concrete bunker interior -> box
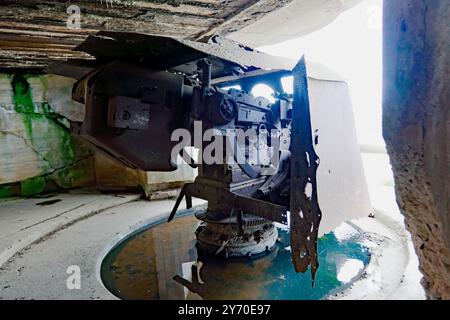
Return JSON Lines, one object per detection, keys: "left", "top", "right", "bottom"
{"left": 0, "top": 0, "right": 448, "bottom": 301}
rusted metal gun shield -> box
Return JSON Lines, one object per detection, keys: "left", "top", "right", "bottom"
{"left": 65, "top": 32, "right": 292, "bottom": 80}
{"left": 72, "top": 61, "right": 185, "bottom": 171}
{"left": 289, "top": 56, "right": 322, "bottom": 285}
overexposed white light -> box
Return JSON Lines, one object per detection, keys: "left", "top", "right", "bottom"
{"left": 251, "top": 83, "right": 276, "bottom": 103}
{"left": 333, "top": 222, "right": 359, "bottom": 242}
{"left": 337, "top": 259, "right": 365, "bottom": 283}
{"left": 281, "top": 76, "right": 293, "bottom": 94}
{"left": 258, "top": 0, "right": 383, "bottom": 147}
{"left": 221, "top": 84, "right": 242, "bottom": 91}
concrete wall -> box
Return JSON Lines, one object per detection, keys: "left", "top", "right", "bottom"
{"left": 383, "top": 0, "right": 450, "bottom": 299}
{"left": 0, "top": 73, "right": 95, "bottom": 197}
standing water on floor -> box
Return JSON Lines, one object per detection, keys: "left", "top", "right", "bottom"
{"left": 101, "top": 209, "right": 370, "bottom": 300}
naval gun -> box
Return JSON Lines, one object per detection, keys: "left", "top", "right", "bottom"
{"left": 64, "top": 32, "right": 322, "bottom": 284}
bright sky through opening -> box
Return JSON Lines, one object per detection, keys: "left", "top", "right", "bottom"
{"left": 258, "top": 0, "right": 383, "bottom": 147}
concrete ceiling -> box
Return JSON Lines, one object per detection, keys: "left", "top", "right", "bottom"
{"left": 0, "top": 0, "right": 361, "bottom": 70}
{"left": 229, "top": 0, "right": 361, "bottom": 46}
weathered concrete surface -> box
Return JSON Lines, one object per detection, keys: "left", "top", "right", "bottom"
{"left": 95, "top": 152, "right": 197, "bottom": 197}
{"left": 339, "top": 151, "right": 425, "bottom": 299}
{"left": 0, "top": 190, "right": 140, "bottom": 268}
{"left": 94, "top": 153, "right": 149, "bottom": 192}
{"left": 383, "top": 0, "right": 450, "bottom": 299}
{"left": 0, "top": 73, "right": 95, "bottom": 196}
{"left": 0, "top": 196, "right": 204, "bottom": 300}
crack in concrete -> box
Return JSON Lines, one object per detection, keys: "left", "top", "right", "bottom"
{"left": 0, "top": 130, "right": 93, "bottom": 176}
{"left": 18, "top": 202, "right": 91, "bottom": 232}
{"left": 0, "top": 130, "right": 53, "bottom": 169}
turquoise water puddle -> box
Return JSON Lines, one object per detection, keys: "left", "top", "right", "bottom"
{"left": 101, "top": 208, "right": 370, "bottom": 300}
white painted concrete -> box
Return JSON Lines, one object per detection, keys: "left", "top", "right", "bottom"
{"left": 0, "top": 196, "right": 204, "bottom": 300}
{"left": 229, "top": 0, "right": 361, "bottom": 47}
{"left": 0, "top": 190, "right": 140, "bottom": 268}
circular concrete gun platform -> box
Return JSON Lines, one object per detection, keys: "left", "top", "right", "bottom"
{"left": 0, "top": 191, "right": 424, "bottom": 300}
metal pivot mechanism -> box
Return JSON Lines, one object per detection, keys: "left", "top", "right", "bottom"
{"left": 66, "top": 32, "right": 322, "bottom": 283}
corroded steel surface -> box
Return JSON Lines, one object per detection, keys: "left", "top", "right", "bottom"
{"left": 290, "top": 56, "right": 322, "bottom": 285}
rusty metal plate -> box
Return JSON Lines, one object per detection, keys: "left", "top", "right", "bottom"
{"left": 63, "top": 31, "right": 293, "bottom": 80}
{"left": 289, "top": 56, "right": 322, "bottom": 286}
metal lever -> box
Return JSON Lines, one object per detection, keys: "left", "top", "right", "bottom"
{"left": 168, "top": 184, "right": 192, "bottom": 222}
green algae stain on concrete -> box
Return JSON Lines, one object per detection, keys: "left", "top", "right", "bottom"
{"left": 23, "top": 113, "right": 79, "bottom": 169}
{"left": 0, "top": 185, "right": 13, "bottom": 198}
{"left": 20, "top": 176, "right": 46, "bottom": 196}
{"left": 11, "top": 74, "right": 37, "bottom": 148}
{"left": 53, "top": 158, "right": 95, "bottom": 189}
{"left": 11, "top": 74, "right": 35, "bottom": 114}
{"left": 11, "top": 74, "right": 86, "bottom": 165}
{"left": 2, "top": 73, "right": 94, "bottom": 197}
{"left": 12, "top": 76, "right": 65, "bottom": 162}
